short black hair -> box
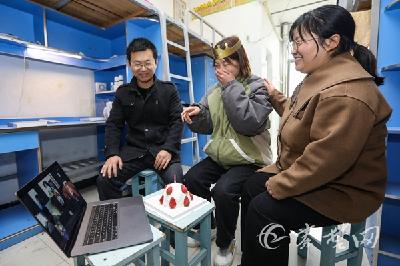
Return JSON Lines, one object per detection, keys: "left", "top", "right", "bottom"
{"left": 126, "top": 38, "right": 157, "bottom": 63}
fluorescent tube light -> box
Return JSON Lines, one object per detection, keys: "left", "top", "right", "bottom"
{"left": 26, "top": 44, "right": 82, "bottom": 59}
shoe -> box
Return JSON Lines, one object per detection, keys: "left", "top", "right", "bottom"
{"left": 214, "top": 239, "right": 236, "bottom": 266}
{"left": 187, "top": 228, "right": 217, "bottom": 248}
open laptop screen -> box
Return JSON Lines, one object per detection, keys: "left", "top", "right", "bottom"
{"left": 17, "top": 162, "right": 86, "bottom": 253}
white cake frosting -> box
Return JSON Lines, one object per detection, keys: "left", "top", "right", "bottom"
{"left": 159, "top": 183, "right": 193, "bottom": 209}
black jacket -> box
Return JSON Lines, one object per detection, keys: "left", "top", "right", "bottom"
{"left": 104, "top": 76, "right": 183, "bottom": 162}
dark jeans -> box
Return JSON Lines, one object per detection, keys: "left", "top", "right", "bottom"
{"left": 241, "top": 172, "right": 339, "bottom": 266}
{"left": 97, "top": 152, "right": 183, "bottom": 200}
{"left": 185, "top": 157, "right": 258, "bottom": 249}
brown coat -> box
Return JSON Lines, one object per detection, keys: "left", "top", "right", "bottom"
{"left": 261, "top": 53, "right": 392, "bottom": 223}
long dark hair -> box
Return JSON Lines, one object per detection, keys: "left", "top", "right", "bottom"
{"left": 214, "top": 36, "right": 251, "bottom": 79}
{"left": 290, "top": 5, "right": 383, "bottom": 85}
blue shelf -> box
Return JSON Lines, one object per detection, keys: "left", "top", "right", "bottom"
{"left": 0, "top": 117, "right": 105, "bottom": 133}
{"left": 0, "top": 131, "right": 39, "bottom": 153}
{"left": 379, "top": 234, "right": 400, "bottom": 257}
{"left": 98, "top": 55, "right": 126, "bottom": 70}
{"left": 388, "top": 127, "right": 400, "bottom": 134}
{"left": 387, "top": 134, "right": 400, "bottom": 183}
{"left": 386, "top": 182, "right": 400, "bottom": 199}
{"left": 0, "top": 37, "right": 126, "bottom": 70}
{"left": 0, "top": 204, "right": 42, "bottom": 250}
{"left": 385, "top": 0, "right": 400, "bottom": 11}
{"left": 382, "top": 63, "right": 400, "bottom": 72}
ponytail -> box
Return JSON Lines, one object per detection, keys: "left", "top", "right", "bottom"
{"left": 352, "top": 42, "right": 384, "bottom": 86}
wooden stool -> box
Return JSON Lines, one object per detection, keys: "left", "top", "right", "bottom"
{"left": 131, "top": 169, "right": 163, "bottom": 196}
{"left": 297, "top": 221, "right": 366, "bottom": 266}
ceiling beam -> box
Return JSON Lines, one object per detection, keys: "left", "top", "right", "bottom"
{"left": 54, "top": 0, "right": 71, "bottom": 10}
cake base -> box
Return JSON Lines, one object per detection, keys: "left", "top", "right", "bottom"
{"left": 144, "top": 191, "right": 208, "bottom": 222}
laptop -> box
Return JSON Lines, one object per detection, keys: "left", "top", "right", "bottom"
{"left": 16, "top": 161, "right": 153, "bottom": 257}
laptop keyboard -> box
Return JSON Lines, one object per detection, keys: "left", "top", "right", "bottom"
{"left": 83, "top": 203, "right": 118, "bottom": 246}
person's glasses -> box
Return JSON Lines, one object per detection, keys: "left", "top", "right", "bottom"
{"left": 132, "top": 60, "right": 154, "bottom": 70}
{"left": 289, "top": 37, "right": 318, "bottom": 51}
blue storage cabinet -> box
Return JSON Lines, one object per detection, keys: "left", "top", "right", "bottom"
{"left": 192, "top": 55, "right": 217, "bottom": 159}
{"left": 126, "top": 18, "right": 164, "bottom": 80}
{"left": 168, "top": 54, "right": 192, "bottom": 165}
{"left": 0, "top": 0, "right": 44, "bottom": 44}
{"left": 376, "top": 0, "right": 400, "bottom": 264}
{"left": 0, "top": 132, "right": 42, "bottom": 250}
{"left": 168, "top": 54, "right": 217, "bottom": 164}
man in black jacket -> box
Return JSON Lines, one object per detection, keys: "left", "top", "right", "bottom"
{"left": 97, "top": 38, "right": 184, "bottom": 200}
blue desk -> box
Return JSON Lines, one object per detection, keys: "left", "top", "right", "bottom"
{"left": 75, "top": 225, "right": 164, "bottom": 266}
{"left": 0, "top": 118, "right": 106, "bottom": 249}
{"left": 0, "top": 131, "right": 42, "bottom": 250}
{"left": 144, "top": 190, "right": 215, "bottom": 266}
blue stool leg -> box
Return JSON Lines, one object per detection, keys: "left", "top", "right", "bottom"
{"left": 348, "top": 222, "right": 366, "bottom": 266}
{"left": 199, "top": 214, "right": 212, "bottom": 266}
{"left": 320, "top": 226, "right": 337, "bottom": 266}
{"left": 145, "top": 172, "right": 159, "bottom": 195}
{"left": 175, "top": 231, "right": 189, "bottom": 266}
{"left": 147, "top": 245, "right": 161, "bottom": 266}
{"left": 131, "top": 175, "right": 140, "bottom": 196}
{"left": 161, "top": 227, "right": 171, "bottom": 266}
{"left": 139, "top": 255, "right": 146, "bottom": 264}
{"left": 144, "top": 174, "right": 154, "bottom": 195}
{"left": 157, "top": 176, "right": 164, "bottom": 190}
{"left": 74, "top": 256, "right": 85, "bottom": 266}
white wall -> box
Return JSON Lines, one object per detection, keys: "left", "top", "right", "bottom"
{"left": 268, "top": 0, "right": 337, "bottom": 27}
{"left": 190, "top": 1, "right": 281, "bottom": 81}
{"left": 146, "top": 0, "right": 174, "bottom": 17}
{"left": 191, "top": 1, "right": 281, "bottom": 160}
{"left": 0, "top": 55, "right": 94, "bottom": 118}
{"left": 188, "top": 0, "right": 205, "bottom": 10}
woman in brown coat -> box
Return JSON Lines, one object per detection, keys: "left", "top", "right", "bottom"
{"left": 240, "top": 5, "right": 392, "bottom": 266}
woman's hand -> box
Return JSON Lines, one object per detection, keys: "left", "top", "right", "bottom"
{"left": 265, "top": 179, "right": 278, "bottom": 199}
{"left": 181, "top": 106, "right": 201, "bottom": 124}
{"left": 263, "top": 79, "right": 277, "bottom": 95}
{"left": 216, "top": 68, "right": 235, "bottom": 86}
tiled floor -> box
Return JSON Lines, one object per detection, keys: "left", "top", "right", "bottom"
{"left": 0, "top": 185, "right": 371, "bottom": 266}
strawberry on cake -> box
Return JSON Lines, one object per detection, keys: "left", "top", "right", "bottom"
{"left": 159, "top": 183, "right": 194, "bottom": 209}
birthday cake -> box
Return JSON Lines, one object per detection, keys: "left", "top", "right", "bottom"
{"left": 144, "top": 183, "right": 209, "bottom": 221}
{"left": 159, "top": 183, "right": 193, "bottom": 209}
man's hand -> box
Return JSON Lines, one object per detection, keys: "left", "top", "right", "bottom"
{"left": 101, "top": 155, "right": 123, "bottom": 178}
{"left": 154, "top": 150, "right": 172, "bottom": 170}
{"left": 181, "top": 106, "right": 201, "bottom": 124}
